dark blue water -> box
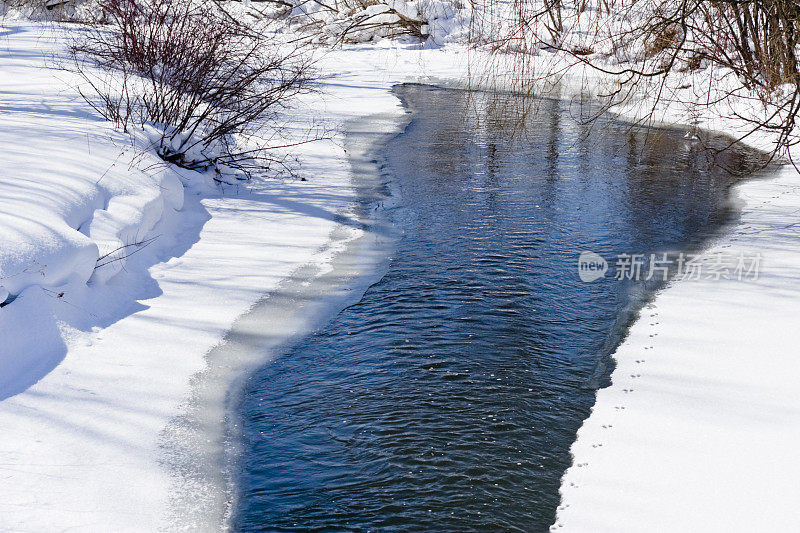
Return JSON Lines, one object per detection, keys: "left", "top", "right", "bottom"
{"left": 233, "top": 85, "right": 764, "bottom": 532}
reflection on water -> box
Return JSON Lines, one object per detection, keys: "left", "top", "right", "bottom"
{"left": 233, "top": 85, "right": 766, "bottom": 532}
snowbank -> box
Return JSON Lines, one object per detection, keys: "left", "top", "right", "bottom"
{"left": 0, "top": 24, "right": 185, "bottom": 397}
{"left": 554, "top": 163, "right": 800, "bottom": 531}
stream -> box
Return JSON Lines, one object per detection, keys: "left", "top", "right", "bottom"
{"left": 232, "top": 84, "right": 766, "bottom": 532}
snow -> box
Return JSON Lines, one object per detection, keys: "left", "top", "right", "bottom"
{"left": 0, "top": 24, "right": 184, "bottom": 395}
{"left": 1, "top": 3, "right": 800, "bottom": 531}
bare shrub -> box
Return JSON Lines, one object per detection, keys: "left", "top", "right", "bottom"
{"left": 474, "top": 0, "right": 800, "bottom": 161}
{"left": 70, "top": 0, "right": 314, "bottom": 179}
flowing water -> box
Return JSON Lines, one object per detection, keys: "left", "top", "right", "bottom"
{"left": 233, "top": 85, "right": 766, "bottom": 532}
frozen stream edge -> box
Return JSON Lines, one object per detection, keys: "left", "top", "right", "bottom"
{"left": 160, "top": 112, "right": 409, "bottom": 530}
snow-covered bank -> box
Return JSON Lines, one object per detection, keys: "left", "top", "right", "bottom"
{"left": 0, "top": 23, "right": 465, "bottom": 531}
{"left": 554, "top": 162, "right": 800, "bottom": 531}
{"left": 0, "top": 24, "right": 185, "bottom": 398}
